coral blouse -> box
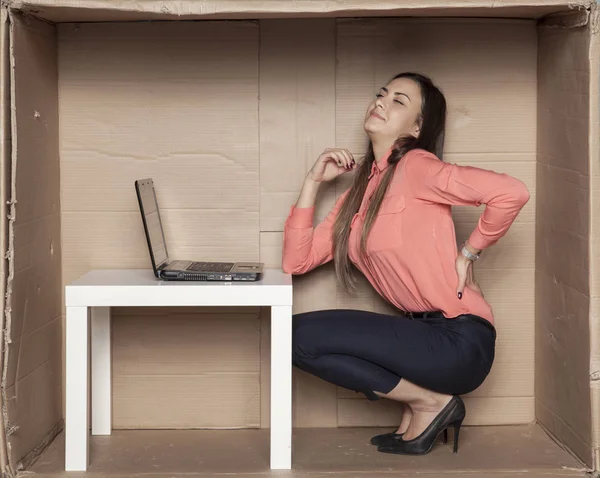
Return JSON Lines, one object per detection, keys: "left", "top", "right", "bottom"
{"left": 282, "top": 147, "right": 530, "bottom": 325}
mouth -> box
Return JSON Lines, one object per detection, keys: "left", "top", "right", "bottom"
{"left": 369, "top": 111, "right": 385, "bottom": 121}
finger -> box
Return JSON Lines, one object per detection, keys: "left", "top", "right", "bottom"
{"left": 327, "top": 152, "right": 343, "bottom": 168}
{"left": 332, "top": 152, "right": 346, "bottom": 169}
{"left": 456, "top": 271, "right": 467, "bottom": 300}
{"left": 335, "top": 152, "right": 350, "bottom": 170}
{"left": 342, "top": 149, "right": 355, "bottom": 168}
{"left": 338, "top": 150, "right": 350, "bottom": 166}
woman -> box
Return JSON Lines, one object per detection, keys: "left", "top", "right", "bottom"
{"left": 282, "top": 72, "right": 529, "bottom": 456}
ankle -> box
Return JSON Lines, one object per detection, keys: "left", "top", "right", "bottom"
{"left": 410, "top": 393, "right": 451, "bottom": 412}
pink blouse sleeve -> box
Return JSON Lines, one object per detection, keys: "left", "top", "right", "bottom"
{"left": 404, "top": 149, "right": 530, "bottom": 250}
{"left": 282, "top": 189, "right": 349, "bottom": 274}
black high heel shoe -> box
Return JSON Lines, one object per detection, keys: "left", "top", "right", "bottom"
{"left": 377, "top": 395, "right": 465, "bottom": 455}
{"left": 370, "top": 428, "right": 448, "bottom": 447}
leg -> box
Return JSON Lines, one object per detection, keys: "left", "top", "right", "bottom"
{"left": 91, "top": 307, "right": 111, "bottom": 436}
{"left": 270, "top": 305, "right": 292, "bottom": 469}
{"left": 376, "top": 379, "right": 452, "bottom": 440}
{"left": 397, "top": 402, "right": 413, "bottom": 434}
{"left": 293, "top": 310, "right": 470, "bottom": 451}
{"left": 293, "top": 309, "right": 473, "bottom": 397}
{"left": 65, "top": 306, "right": 89, "bottom": 471}
{"left": 293, "top": 309, "right": 430, "bottom": 399}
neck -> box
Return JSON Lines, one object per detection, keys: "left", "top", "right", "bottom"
{"left": 372, "top": 139, "right": 395, "bottom": 163}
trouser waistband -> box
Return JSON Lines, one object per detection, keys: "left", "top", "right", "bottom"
{"left": 407, "top": 311, "right": 496, "bottom": 336}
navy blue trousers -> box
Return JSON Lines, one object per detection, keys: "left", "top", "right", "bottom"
{"left": 292, "top": 309, "right": 496, "bottom": 400}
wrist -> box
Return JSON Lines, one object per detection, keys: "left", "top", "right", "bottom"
{"left": 464, "top": 241, "right": 482, "bottom": 256}
{"left": 305, "top": 170, "right": 323, "bottom": 184}
{"left": 461, "top": 241, "right": 481, "bottom": 261}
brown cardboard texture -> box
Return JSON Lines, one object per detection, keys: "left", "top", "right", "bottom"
{"left": 0, "top": 0, "right": 599, "bottom": 476}
{"left": 589, "top": 7, "right": 600, "bottom": 468}
{"left": 5, "top": 0, "right": 596, "bottom": 22}
{"left": 26, "top": 426, "right": 589, "bottom": 477}
{"left": 3, "top": 10, "right": 62, "bottom": 476}
{"left": 0, "top": 6, "right": 12, "bottom": 476}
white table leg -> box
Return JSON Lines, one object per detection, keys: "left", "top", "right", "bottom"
{"left": 270, "top": 305, "right": 292, "bottom": 469}
{"left": 65, "top": 306, "right": 89, "bottom": 471}
{"left": 91, "top": 307, "right": 111, "bottom": 435}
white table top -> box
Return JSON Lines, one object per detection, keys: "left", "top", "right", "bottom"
{"left": 68, "top": 268, "right": 292, "bottom": 287}
{"left": 65, "top": 269, "right": 293, "bottom": 307}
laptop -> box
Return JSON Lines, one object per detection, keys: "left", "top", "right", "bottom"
{"left": 135, "top": 178, "right": 264, "bottom": 281}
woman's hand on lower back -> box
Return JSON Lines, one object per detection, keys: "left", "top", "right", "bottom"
{"left": 455, "top": 254, "right": 484, "bottom": 299}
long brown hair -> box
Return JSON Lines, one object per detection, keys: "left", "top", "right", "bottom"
{"left": 332, "top": 72, "right": 447, "bottom": 293}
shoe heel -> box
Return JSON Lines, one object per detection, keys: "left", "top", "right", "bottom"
{"left": 443, "top": 428, "right": 448, "bottom": 444}
{"left": 452, "top": 419, "right": 464, "bottom": 453}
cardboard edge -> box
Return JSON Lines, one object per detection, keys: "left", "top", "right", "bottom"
{"left": 0, "top": 8, "right": 17, "bottom": 478}
{"left": 540, "top": 7, "right": 591, "bottom": 28}
{"left": 4, "top": 0, "right": 597, "bottom": 22}
{"left": 13, "top": 420, "right": 62, "bottom": 473}
{"left": 536, "top": 398, "right": 593, "bottom": 471}
{"left": 588, "top": 5, "right": 600, "bottom": 472}
{"left": 0, "top": 6, "right": 12, "bottom": 477}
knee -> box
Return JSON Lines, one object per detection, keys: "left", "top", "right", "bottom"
{"left": 292, "top": 318, "right": 319, "bottom": 364}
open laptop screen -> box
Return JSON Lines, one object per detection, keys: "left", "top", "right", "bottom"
{"left": 135, "top": 179, "right": 168, "bottom": 269}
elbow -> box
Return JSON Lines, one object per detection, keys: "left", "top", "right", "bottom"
{"left": 282, "top": 253, "right": 306, "bottom": 275}
{"left": 500, "top": 175, "right": 530, "bottom": 209}
{"left": 281, "top": 259, "right": 295, "bottom": 275}
{"left": 512, "top": 179, "right": 531, "bottom": 208}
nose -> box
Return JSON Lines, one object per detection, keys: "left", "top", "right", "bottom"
{"left": 375, "top": 96, "right": 384, "bottom": 110}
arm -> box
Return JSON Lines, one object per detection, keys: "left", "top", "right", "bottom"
{"left": 404, "top": 149, "right": 530, "bottom": 251}
{"left": 282, "top": 186, "right": 350, "bottom": 275}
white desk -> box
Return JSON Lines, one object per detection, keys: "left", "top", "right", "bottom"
{"left": 64, "top": 269, "right": 293, "bottom": 471}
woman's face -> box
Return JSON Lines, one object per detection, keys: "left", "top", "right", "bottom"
{"left": 364, "top": 77, "right": 423, "bottom": 143}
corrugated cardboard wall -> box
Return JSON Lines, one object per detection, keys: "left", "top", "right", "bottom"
{"left": 535, "top": 21, "right": 592, "bottom": 465}
{"left": 59, "top": 18, "right": 537, "bottom": 429}
{"left": 58, "top": 21, "right": 262, "bottom": 429}
{"left": 590, "top": 8, "right": 600, "bottom": 469}
{"left": 7, "top": 13, "right": 63, "bottom": 466}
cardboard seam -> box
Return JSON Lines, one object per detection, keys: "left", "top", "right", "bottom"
{"left": 540, "top": 6, "right": 591, "bottom": 27}
{"left": 13, "top": 419, "right": 61, "bottom": 473}
{"left": 536, "top": 403, "right": 593, "bottom": 472}
{"left": 1, "top": 2, "right": 51, "bottom": 27}
{"left": 536, "top": 388, "right": 593, "bottom": 463}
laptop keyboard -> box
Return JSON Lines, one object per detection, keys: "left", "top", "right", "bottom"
{"left": 187, "top": 262, "right": 234, "bottom": 272}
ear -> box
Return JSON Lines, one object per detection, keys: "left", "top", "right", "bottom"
{"left": 411, "top": 121, "right": 421, "bottom": 138}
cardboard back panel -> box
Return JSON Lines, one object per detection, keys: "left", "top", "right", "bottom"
{"left": 6, "top": 13, "right": 62, "bottom": 467}
{"left": 58, "top": 21, "right": 262, "bottom": 429}
{"left": 535, "top": 20, "right": 592, "bottom": 466}
{"left": 258, "top": 18, "right": 340, "bottom": 427}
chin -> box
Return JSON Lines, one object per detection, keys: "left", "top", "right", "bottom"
{"left": 364, "top": 124, "right": 385, "bottom": 137}
{"left": 363, "top": 119, "right": 379, "bottom": 134}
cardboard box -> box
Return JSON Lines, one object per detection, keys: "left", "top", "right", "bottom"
{"left": 0, "top": 0, "right": 599, "bottom": 475}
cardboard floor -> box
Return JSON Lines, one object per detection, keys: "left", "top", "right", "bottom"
{"left": 25, "top": 425, "right": 588, "bottom": 477}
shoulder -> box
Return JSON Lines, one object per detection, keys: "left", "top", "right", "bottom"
{"left": 401, "top": 148, "right": 447, "bottom": 179}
